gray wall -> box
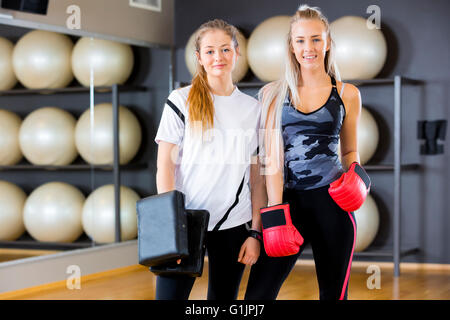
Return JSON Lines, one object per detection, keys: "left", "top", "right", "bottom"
{"left": 174, "top": 0, "right": 450, "bottom": 264}
{"left": 0, "top": 0, "right": 174, "bottom": 48}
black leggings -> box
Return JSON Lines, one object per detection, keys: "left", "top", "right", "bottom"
{"left": 155, "top": 222, "right": 249, "bottom": 300}
{"left": 245, "top": 185, "right": 356, "bottom": 300}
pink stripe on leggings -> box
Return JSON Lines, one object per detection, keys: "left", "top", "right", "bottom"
{"left": 340, "top": 212, "right": 356, "bottom": 300}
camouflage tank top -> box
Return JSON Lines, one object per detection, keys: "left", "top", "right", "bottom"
{"left": 282, "top": 77, "right": 346, "bottom": 191}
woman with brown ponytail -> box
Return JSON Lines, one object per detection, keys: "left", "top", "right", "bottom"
{"left": 154, "top": 19, "right": 266, "bottom": 300}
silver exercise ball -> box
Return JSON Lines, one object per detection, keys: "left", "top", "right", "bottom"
{"left": 23, "top": 182, "right": 85, "bottom": 242}
{"left": 72, "top": 37, "right": 134, "bottom": 87}
{"left": 0, "top": 180, "right": 26, "bottom": 241}
{"left": 330, "top": 16, "right": 387, "bottom": 80}
{"left": 247, "top": 16, "right": 291, "bottom": 82}
{"left": 82, "top": 184, "right": 140, "bottom": 243}
{"left": 185, "top": 29, "right": 249, "bottom": 83}
{"left": 0, "top": 37, "right": 17, "bottom": 90}
{"left": 12, "top": 30, "right": 73, "bottom": 89}
{"left": 19, "top": 107, "right": 78, "bottom": 165}
{"left": 358, "top": 107, "right": 379, "bottom": 165}
{"left": 338, "top": 106, "right": 379, "bottom": 165}
{"left": 354, "top": 194, "right": 380, "bottom": 252}
{"left": 75, "top": 103, "right": 142, "bottom": 165}
{"left": 0, "top": 109, "right": 22, "bottom": 165}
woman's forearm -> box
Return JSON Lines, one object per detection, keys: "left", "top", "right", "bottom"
{"left": 156, "top": 142, "right": 178, "bottom": 194}
{"left": 250, "top": 163, "right": 267, "bottom": 232}
{"left": 341, "top": 151, "right": 360, "bottom": 171}
{"left": 265, "top": 168, "right": 284, "bottom": 206}
{"left": 156, "top": 166, "right": 175, "bottom": 194}
{"left": 264, "top": 130, "right": 284, "bottom": 206}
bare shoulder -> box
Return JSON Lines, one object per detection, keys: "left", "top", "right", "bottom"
{"left": 337, "top": 82, "right": 359, "bottom": 100}
{"left": 338, "top": 82, "right": 361, "bottom": 115}
{"left": 345, "top": 83, "right": 360, "bottom": 98}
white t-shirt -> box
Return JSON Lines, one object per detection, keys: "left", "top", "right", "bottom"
{"left": 155, "top": 85, "right": 261, "bottom": 231}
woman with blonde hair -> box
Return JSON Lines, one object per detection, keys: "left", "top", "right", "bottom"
{"left": 155, "top": 19, "right": 266, "bottom": 300}
{"left": 245, "top": 5, "right": 364, "bottom": 300}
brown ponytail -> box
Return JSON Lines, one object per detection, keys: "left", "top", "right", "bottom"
{"left": 187, "top": 19, "right": 239, "bottom": 132}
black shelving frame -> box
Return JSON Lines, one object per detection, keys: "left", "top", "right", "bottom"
{"left": 0, "top": 84, "right": 148, "bottom": 251}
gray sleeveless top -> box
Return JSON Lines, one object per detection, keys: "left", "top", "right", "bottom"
{"left": 281, "top": 77, "right": 346, "bottom": 191}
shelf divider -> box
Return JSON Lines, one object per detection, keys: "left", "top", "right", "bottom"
{"left": 0, "top": 85, "right": 147, "bottom": 96}
{"left": 0, "top": 163, "right": 148, "bottom": 171}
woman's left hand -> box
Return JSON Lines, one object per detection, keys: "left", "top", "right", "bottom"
{"left": 237, "top": 237, "right": 261, "bottom": 265}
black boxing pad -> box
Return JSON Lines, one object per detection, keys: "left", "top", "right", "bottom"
{"left": 136, "top": 190, "right": 189, "bottom": 267}
{"left": 150, "top": 209, "right": 209, "bottom": 277}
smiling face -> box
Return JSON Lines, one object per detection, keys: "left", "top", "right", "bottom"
{"left": 196, "top": 29, "right": 238, "bottom": 79}
{"left": 290, "top": 19, "right": 330, "bottom": 72}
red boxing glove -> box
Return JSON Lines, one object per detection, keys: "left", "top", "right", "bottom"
{"left": 260, "top": 203, "right": 303, "bottom": 257}
{"left": 328, "top": 162, "right": 371, "bottom": 212}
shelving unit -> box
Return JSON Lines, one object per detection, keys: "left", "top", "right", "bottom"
{"left": 0, "top": 84, "right": 148, "bottom": 251}
{"left": 200, "top": 75, "right": 422, "bottom": 276}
